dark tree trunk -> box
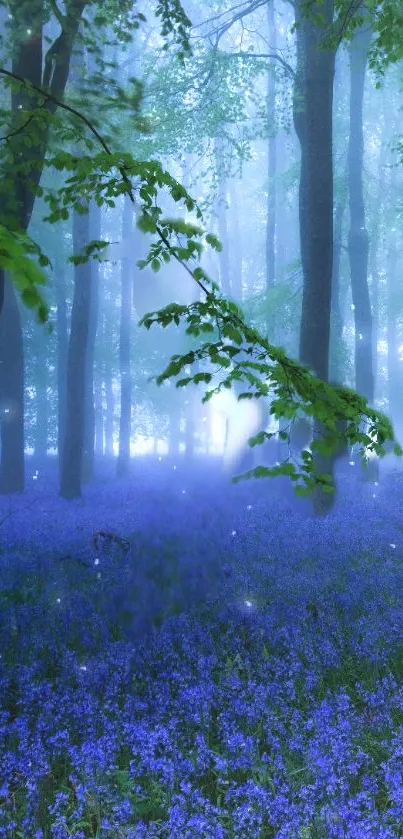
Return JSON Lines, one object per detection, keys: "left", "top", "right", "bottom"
{"left": 293, "top": 0, "right": 336, "bottom": 513}
{"left": 0, "top": 278, "right": 24, "bottom": 493}
{"left": 59, "top": 207, "right": 91, "bottom": 499}
{"left": 0, "top": 0, "right": 86, "bottom": 493}
{"left": 294, "top": 0, "right": 335, "bottom": 380}
{"left": 348, "top": 23, "right": 373, "bottom": 404}
{"left": 82, "top": 202, "right": 101, "bottom": 482}
{"left": 117, "top": 195, "right": 133, "bottom": 477}
{"left": 55, "top": 248, "right": 68, "bottom": 468}
{"left": 369, "top": 97, "right": 387, "bottom": 402}
{"left": 386, "top": 226, "right": 403, "bottom": 437}
{"left": 33, "top": 327, "right": 48, "bottom": 463}
{"left": 329, "top": 165, "right": 348, "bottom": 384}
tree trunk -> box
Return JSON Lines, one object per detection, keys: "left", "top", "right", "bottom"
{"left": 370, "top": 98, "right": 388, "bottom": 402}
{"left": 266, "top": 0, "right": 277, "bottom": 306}
{"left": 0, "top": 277, "right": 24, "bottom": 493}
{"left": 329, "top": 165, "right": 348, "bottom": 384}
{"left": 348, "top": 23, "right": 373, "bottom": 404}
{"left": 104, "top": 371, "right": 114, "bottom": 457}
{"left": 33, "top": 327, "right": 48, "bottom": 463}
{"left": 293, "top": 0, "right": 336, "bottom": 513}
{"left": 55, "top": 246, "right": 68, "bottom": 470}
{"left": 94, "top": 370, "right": 104, "bottom": 458}
{"left": 214, "top": 139, "right": 231, "bottom": 296}
{"left": 386, "top": 226, "right": 403, "bottom": 438}
{"left": 117, "top": 195, "right": 133, "bottom": 477}
{"left": 82, "top": 203, "right": 101, "bottom": 482}
{"left": 59, "top": 207, "right": 91, "bottom": 499}
{"left": 0, "top": 1, "right": 86, "bottom": 493}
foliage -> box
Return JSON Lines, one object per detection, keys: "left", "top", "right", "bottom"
{"left": 0, "top": 223, "right": 51, "bottom": 327}
{"left": 140, "top": 286, "right": 402, "bottom": 496}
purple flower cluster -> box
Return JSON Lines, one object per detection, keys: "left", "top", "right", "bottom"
{"left": 0, "top": 456, "right": 403, "bottom": 836}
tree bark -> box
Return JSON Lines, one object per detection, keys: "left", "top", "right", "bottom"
{"left": 82, "top": 202, "right": 101, "bottom": 482}
{"left": 94, "top": 369, "right": 104, "bottom": 458}
{"left": 348, "top": 23, "right": 373, "bottom": 403}
{"left": 104, "top": 370, "right": 114, "bottom": 457}
{"left": 266, "top": 0, "right": 277, "bottom": 308}
{"left": 117, "top": 195, "right": 133, "bottom": 477}
{"left": 55, "top": 245, "right": 68, "bottom": 471}
{"left": 33, "top": 327, "right": 48, "bottom": 463}
{"left": 293, "top": 0, "right": 336, "bottom": 512}
{"left": 59, "top": 206, "right": 91, "bottom": 499}
{"left": 0, "top": 0, "right": 87, "bottom": 493}
{"left": 0, "top": 277, "right": 24, "bottom": 493}
{"left": 329, "top": 164, "right": 348, "bottom": 384}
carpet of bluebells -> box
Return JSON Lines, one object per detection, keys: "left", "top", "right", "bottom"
{"left": 2, "top": 454, "right": 403, "bottom": 838}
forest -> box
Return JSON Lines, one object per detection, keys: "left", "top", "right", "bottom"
{"left": 1, "top": 0, "right": 403, "bottom": 836}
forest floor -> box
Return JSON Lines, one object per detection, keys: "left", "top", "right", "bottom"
{"left": 1, "top": 454, "right": 403, "bottom": 837}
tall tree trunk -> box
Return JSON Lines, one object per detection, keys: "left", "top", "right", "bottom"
{"left": 266, "top": 0, "right": 277, "bottom": 304}
{"left": 94, "top": 370, "right": 104, "bottom": 458}
{"left": 0, "top": 1, "right": 86, "bottom": 493}
{"left": 59, "top": 207, "right": 91, "bottom": 499}
{"left": 82, "top": 202, "right": 101, "bottom": 482}
{"left": 295, "top": 0, "right": 335, "bottom": 379}
{"left": 104, "top": 370, "right": 114, "bottom": 457}
{"left": 348, "top": 23, "right": 373, "bottom": 404}
{"left": 117, "top": 195, "right": 133, "bottom": 477}
{"left": 386, "top": 223, "right": 403, "bottom": 438}
{"left": 329, "top": 165, "right": 348, "bottom": 384}
{"left": 370, "top": 100, "right": 388, "bottom": 402}
{"left": 33, "top": 327, "right": 48, "bottom": 463}
{"left": 0, "top": 277, "right": 24, "bottom": 493}
{"left": 293, "top": 0, "right": 336, "bottom": 512}
{"left": 55, "top": 246, "right": 68, "bottom": 470}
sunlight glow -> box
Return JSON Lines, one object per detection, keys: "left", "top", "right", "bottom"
{"left": 208, "top": 388, "right": 263, "bottom": 467}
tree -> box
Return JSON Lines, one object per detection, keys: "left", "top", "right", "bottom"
{"left": 348, "top": 20, "right": 373, "bottom": 403}
{"left": 0, "top": 0, "right": 191, "bottom": 496}
{"left": 0, "top": 0, "right": 402, "bottom": 505}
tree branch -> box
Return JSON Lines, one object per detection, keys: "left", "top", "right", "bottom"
{"left": 227, "top": 51, "right": 295, "bottom": 78}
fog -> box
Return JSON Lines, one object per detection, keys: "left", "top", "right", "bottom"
{"left": 1, "top": 1, "right": 403, "bottom": 836}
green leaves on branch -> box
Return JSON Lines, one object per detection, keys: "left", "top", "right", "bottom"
{"left": 155, "top": 0, "right": 192, "bottom": 61}
{"left": 0, "top": 225, "right": 51, "bottom": 328}
{"left": 140, "top": 283, "right": 402, "bottom": 495}
{"left": 42, "top": 151, "right": 201, "bottom": 222}
{"left": 69, "top": 240, "right": 111, "bottom": 266}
